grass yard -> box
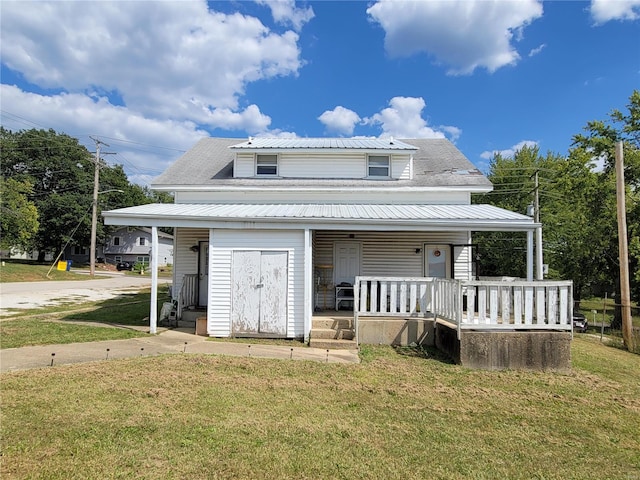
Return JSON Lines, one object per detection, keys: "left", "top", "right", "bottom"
{"left": 0, "top": 260, "right": 91, "bottom": 282}
{"left": 1, "top": 336, "right": 639, "bottom": 480}
{"left": 0, "top": 288, "right": 166, "bottom": 348}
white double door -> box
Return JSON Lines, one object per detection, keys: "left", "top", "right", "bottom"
{"left": 231, "top": 250, "right": 288, "bottom": 336}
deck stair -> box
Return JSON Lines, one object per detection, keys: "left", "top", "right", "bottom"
{"left": 309, "top": 316, "right": 358, "bottom": 350}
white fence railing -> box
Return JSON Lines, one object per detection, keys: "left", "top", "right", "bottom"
{"left": 177, "top": 274, "right": 198, "bottom": 319}
{"left": 354, "top": 277, "right": 573, "bottom": 341}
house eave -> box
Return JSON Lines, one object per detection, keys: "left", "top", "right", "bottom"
{"left": 150, "top": 184, "right": 494, "bottom": 194}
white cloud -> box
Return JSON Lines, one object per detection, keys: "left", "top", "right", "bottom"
{"left": 528, "top": 43, "right": 547, "bottom": 57}
{"left": 256, "top": 0, "right": 315, "bottom": 31}
{"left": 590, "top": 0, "right": 640, "bottom": 24}
{"left": 480, "top": 140, "right": 539, "bottom": 160}
{"left": 364, "top": 96, "right": 460, "bottom": 141}
{"left": 318, "top": 106, "right": 361, "bottom": 136}
{"left": 0, "top": 1, "right": 303, "bottom": 122}
{"left": 367, "top": 0, "right": 543, "bottom": 75}
{"left": 0, "top": 84, "right": 207, "bottom": 184}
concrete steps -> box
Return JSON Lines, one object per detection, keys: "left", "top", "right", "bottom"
{"left": 309, "top": 316, "right": 357, "bottom": 350}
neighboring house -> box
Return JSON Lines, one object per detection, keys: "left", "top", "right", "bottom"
{"left": 104, "top": 137, "right": 573, "bottom": 370}
{"left": 103, "top": 227, "right": 173, "bottom": 266}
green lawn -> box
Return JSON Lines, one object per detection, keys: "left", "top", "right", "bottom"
{"left": 1, "top": 336, "right": 639, "bottom": 480}
{"left": 0, "top": 288, "right": 169, "bottom": 348}
{"left": 0, "top": 260, "right": 91, "bottom": 282}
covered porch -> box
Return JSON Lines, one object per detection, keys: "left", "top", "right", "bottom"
{"left": 104, "top": 202, "right": 545, "bottom": 342}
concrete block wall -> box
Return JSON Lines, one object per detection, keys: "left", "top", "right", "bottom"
{"left": 435, "top": 322, "right": 572, "bottom": 371}
{"left": 358, "top": 318, "right": 435, "bottom": 346}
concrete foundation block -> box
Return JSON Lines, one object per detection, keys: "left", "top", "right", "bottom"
{"left": 358, "top": 318, "right": 434, "bottom": 346}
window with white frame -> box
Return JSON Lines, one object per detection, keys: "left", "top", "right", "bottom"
{"left": 137, "top": 256, "right": 150, "bottom": 265}
{"left": 256, "top": 154, "right": 278, "bottom": 176}
{"left": 114, "top": 256, "right": 122, "bottom": 263}
{"left": 368, "top": 155, "right": 390, "bottom": 177}
{"left": 139, "top": 237, "right": 146, "bottom": 246}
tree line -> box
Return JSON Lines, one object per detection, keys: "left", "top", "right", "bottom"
{"left": 0, "top": 127, "right": 173, "bottom": 261}
{"left": 474, "top": 90, "right": 639, "bottom": 322}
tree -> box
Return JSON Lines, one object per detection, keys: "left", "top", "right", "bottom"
{"left": 473, "top": 145, "right": 602, "bottom": 303}
{"left": 572, "top": 91, "right": 640, "bottom": 323}
{"left": 0, "top": 127, "right": 174, "bottom": 260}
{"left": 0, "top": 177, "right": 39, "bottom": 252}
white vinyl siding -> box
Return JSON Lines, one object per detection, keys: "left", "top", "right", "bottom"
{"left": 209, "top": 229, "right": 305, "bottom": 338}
{"left": 313, "top": 230, "right": 472, "bottom": 308}
{"left": 173, "top": 228, "right": 208, "bottom": 300}
{"left": 279, "top": 152, "right": 365, "bottom": 178}
{"left": 231, "top": 151, "right": 413, "bottom": 180}
{"left": 234, "top": 153, "right": 254, "bottom": 177}
{"left": 175, "top": 189, "right": 471, "bottom": 205}
{"left": 392, "top": 154, "right": 412, "bottom": 180}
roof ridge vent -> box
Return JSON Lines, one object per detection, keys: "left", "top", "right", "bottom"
{"left": 389, "top": 136, "right": 394, "bottom": 145}
{"left": 248, "top": 136, "right": 253, "bottom": 144}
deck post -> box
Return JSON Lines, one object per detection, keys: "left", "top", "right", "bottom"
{"left": 149, "top": 226, "right": 158, "bottom": 334}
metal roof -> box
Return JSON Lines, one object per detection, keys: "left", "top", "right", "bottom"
{"left": 104, "top": 203, "right": 536, "bottom": 231}
{"left": 229, "top": 137, "right": 418, "bottom": 150}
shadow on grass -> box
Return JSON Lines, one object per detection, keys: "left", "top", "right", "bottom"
{"left": 392, "top": 344, "right": 455, "bottom": 363}
{"left": 60, "top": 286, "right": 172, "bottom": 327}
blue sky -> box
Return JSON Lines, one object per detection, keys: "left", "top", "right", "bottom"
{"left": 1, "top": 0, "right": 638, "bottom": 185}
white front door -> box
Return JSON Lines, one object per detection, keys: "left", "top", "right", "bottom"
{"left": 424, "top": 245, "right": 451, "bottom": 278}
{"left": 198, "top": 241, "right": 209, "bottom": 307}
{"left": 231, "top": 250, "right": 288, "bottom": 336}
{"left": 334, "top": 242, "right": 361, "bottom": 285}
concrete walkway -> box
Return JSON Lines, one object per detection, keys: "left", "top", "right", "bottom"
{"left": 0, "top": 327, "right": 360, "bottom": 373}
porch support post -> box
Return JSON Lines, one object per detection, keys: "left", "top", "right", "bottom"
{"left": 535, "top": 225, "right": 544, "bottom": 280}
{"left": 303, "top": 228, "right": 312, "bottom": 343}
{"left": 526, "top": 229, "right": 534, "bottom": 282}
{"left": 149, "top": 226, "right": 159, "bottom": 334}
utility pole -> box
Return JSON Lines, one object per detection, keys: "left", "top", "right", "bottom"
{"left": 533, "top": 170, "right": 543, "bottom": 280}
{"left": 615, "top": 141, "right": 634, "bottom": 351}
{"left": 89, "top": 136, "right": 109, "bottom": 277}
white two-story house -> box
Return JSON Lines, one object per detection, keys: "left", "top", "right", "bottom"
{"left": 104, "top": 137, "right": 572, "bottom": 369}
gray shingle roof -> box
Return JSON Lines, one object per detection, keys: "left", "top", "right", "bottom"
{"left": 151, "top": 137, "right": 491, "bottom": 189}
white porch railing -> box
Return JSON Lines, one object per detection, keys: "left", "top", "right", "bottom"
{"left": 354, "top": 276, "right": 573, "bottom": 341}
{"left": 177, "top": 274, "right": 198, "bottom": 319}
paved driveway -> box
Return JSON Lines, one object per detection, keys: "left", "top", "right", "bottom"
{"left": 0, "top": 273, "right": 171, "bottom": 316}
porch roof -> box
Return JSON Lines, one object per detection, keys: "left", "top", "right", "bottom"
{"left": 103, "top": 203, "right": 538, "bottom": 231}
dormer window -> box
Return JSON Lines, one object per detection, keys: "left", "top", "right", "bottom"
{"left": 368, "top": 155, "right": 390, "bottom": 177}
{"left": 256, "top": 154, "right": 278, "bottom": 176}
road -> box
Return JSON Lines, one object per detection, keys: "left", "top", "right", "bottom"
{"left": 0, "top": 272, "right": 171, "bottom": 316}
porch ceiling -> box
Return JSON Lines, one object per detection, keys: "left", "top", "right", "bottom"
{"left": 103, "top": 203, "right": 538, "bottom": 232}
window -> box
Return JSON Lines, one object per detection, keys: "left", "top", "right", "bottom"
{"left": 256, "top": 154, "right": 278, "bottom": 176}
{"left": 139, "top": 237, "right": 146, "bottom": 246}
{"left": 115, "top": 256, "right": 122, "bottom": 263}
{"left": 368, "top": 155, "right": 390, "bottom": 177}
{"left": 74, "top": 246, "right": 86, "bottom": 255}
{"left": 137, "top": 256, "right": 150, "bottom": 265}
{"left": 113, "top": 237, "right": 121, "bottom": 246}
